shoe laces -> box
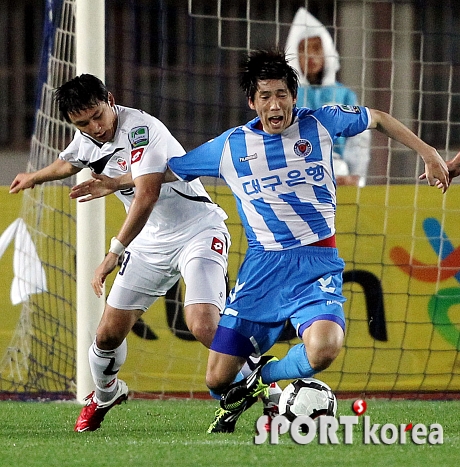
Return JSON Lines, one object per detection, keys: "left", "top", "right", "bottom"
{"left": 250, "top": 377, "right": 269, "bottom": 399}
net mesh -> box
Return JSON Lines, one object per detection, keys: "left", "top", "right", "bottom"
{"left": 1, "top": 0, "right": 460, "bottom": 398}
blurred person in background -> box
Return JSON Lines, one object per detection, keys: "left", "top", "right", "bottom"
{"left": 285, "top": 7, "right": 371, "bottom": 186}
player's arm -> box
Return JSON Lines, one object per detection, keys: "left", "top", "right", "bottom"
{"left": 91, "top": 171, "right": 164, "bottom": 297}
{"left": 9, "top": 158, "right": 80, "bottom": 193}
{"left": 70, "top": 168, "right": 178, "bottom": 202}
{"left": 70, "top": 172, "right": 134, "bottom": 201}
{"left": 368, "top": 109, "right": 449, "bottom": 193}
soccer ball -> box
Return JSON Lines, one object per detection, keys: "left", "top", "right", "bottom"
{"left": 278, "top": 378, "right": 337, "bottom": 426}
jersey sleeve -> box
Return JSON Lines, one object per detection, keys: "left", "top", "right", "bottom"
{"left": 128, "top": 118, "right": 184, "bottom": 181}
{"left": 58, "top": 132, "right": 87, "bottom": 168}
{"left": 314, "top": 104, "right": 371, "bottom": 139}
{"left": 168, "top": 129, "right": 233, "bottom": 181}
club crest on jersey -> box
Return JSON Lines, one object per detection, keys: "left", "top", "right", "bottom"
{"left": 131, "top": 147, "right": 144, "bottom": 164}
{"left": 129, "top": 126, "right": 149, "bottom": 148}
{"left": 337, "top": 104, "right": 361, "bottom": 113}
{"left": 211, "top": 237, "right": 224, "bottom": 255}
{"left": 294, "top": 139, "right": 312, "bottom": 157}
{"left": 116, "top": 157, "right": 128, "bottom": 172}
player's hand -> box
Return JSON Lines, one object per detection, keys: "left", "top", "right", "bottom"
{"left": 419, "top": 154, "right": 449, "bottom": 193}
{"left": 70, "top": 173, "right": 118, "bottom": 201}
{"left": 9, "top": 173, "right": 36, "bottom": 193}
{"left": 421, "top": 150, "right": 460, "bottom": 189}
{"left": 91, "top": 253, "right": 119, "bottom": 297}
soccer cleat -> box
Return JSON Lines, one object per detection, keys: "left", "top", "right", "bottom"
{"left": 74, "top": 379, "right": 129, "bottom": 432}
{"left": 220, "top": 355, "right": 278, "bottom": 412}
{"left": 207, "top": 396, "right": 258, "bottom": 433}
{"left": 261, "top": 382, "right": 282, "bottom": 432}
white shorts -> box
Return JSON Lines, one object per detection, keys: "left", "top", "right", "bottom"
{"left": 106, "top": 224, "right": 230, "bottom": 312}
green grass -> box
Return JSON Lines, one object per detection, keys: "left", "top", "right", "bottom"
{"left": 0, "top": 398, "right": 459, "bottom": 467}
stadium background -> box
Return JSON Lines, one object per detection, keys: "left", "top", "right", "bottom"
{"left": 0, "top": 0, "right": 460, "bottom": 397}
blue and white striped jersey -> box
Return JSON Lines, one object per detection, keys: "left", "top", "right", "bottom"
{"left": 169, "top": 105, "right": 371, "bottom": 251}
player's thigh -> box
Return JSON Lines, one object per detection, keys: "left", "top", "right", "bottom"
{"left": 179, "top": 230, "right": 229, "bottom": 310}
{"left": 112, "top": 247, "right": 180, "bottom": 298}
{"left": 181, "top": 257, "right": 227, "bottom": 310}
{"left": 213, "top": 315, "right": 286, "bottom": 358}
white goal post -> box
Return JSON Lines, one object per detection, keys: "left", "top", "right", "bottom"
{"left": 75, "top": 0, "right": 106, "bottom": 403}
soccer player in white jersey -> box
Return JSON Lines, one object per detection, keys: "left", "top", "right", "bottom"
{"left": 167, "top": 49, "right": 449, "bottom": 429}
{"left": 9, "top": 74, "right": 282, "bottom": 433}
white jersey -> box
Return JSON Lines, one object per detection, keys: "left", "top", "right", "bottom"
{"left": 59, "top": 105, "right": 227, "bottom": 249}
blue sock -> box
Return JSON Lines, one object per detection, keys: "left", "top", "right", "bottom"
{"left": 209, "top": 371, "right": 244, "bottom": 400}
{"left": 261, "top": 344, "right": 315, "bottom": 383}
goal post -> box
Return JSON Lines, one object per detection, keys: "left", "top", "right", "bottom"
{"left": 75, "top": 0, "right": 106, "bottom": 404}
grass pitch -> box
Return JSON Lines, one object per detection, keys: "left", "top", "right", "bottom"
{"left": 0, "top": 398, "right": 459, "bottom": 467}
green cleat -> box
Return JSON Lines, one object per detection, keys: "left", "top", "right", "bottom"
{"left": 207, "top": 396, "right": 257, "bottom": 433}
{"left": 220, "top": 355, "right": 278, "bottom": 412}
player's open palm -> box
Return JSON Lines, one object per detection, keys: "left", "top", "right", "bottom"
{"left": 70, "top": 173, "right": 118, "bottom": 201}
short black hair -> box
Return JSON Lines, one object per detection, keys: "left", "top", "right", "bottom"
{"left": 239, "top": 48, "right": 299, "bottom": 101}
{"left": 54, "top": 74, "right": 109, "bottom": 123}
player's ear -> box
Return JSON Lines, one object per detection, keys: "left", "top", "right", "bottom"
{"left": 248, "top": 98, "right": 256, "bottom": 110}
{"left": 108, "top": 92, "right": 115, "bottom": 107}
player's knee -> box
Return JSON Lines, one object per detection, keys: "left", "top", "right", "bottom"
{"left": 188, "top": 320, "right": 217, "bottom": 349}
{"left": 307, "top": 341, "right": 342, "bottom": 371}
{"left": 184, "top": 304, "right": 220, "bottom": 348}
{"left": 205, "top": 363, "right": 237, "bottom": 392}
{"left": 302, "top": 320, "right": 344, "bottom": 371}
{"left": 205, "top": 370, "right": 228, "bottom": 392}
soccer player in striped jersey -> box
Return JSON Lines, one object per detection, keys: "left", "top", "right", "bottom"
{"left": 167, "top": 48, "right": 449, "bottom": 431}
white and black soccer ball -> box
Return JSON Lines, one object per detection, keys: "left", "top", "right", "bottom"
{"left": 278, "top": 378, "right": 337, "bottom": 425}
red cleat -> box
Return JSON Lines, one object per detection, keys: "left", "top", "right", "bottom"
{"left": 74, "top": 380, "right": 128, "bottom": 432}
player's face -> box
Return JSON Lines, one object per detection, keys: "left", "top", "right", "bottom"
{"left": 249, "top": 79, "right": 296, "bottom": 134}
{"left": 298, "top": 36, "right": 324, "bottom": 84}
{"left": 68, "top": 93, "right": 117, "bottom": 143}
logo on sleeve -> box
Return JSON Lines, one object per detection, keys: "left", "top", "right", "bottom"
{"left": 131, "top": 147, "right": 144, "bottom": 164}
{"left": 337, "top": 104, "right": 361, "bottom": 113}
{"left": 211, "top": 237, "right": 224, "bottom": 255}
{"left": 129, "top": 126, "right": 149, "bottom": 148}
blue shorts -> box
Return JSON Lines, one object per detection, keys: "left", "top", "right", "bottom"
{"left": 210, "top": 245, "right": 346, "bottom": 358}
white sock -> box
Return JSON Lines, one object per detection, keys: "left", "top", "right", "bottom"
{"left": 88, "top": 339, "right": 127, "bottom": 403}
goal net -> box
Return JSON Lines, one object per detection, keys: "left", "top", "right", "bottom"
{"left": 1, "top": 0, "right": 459, "bottom": 399}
